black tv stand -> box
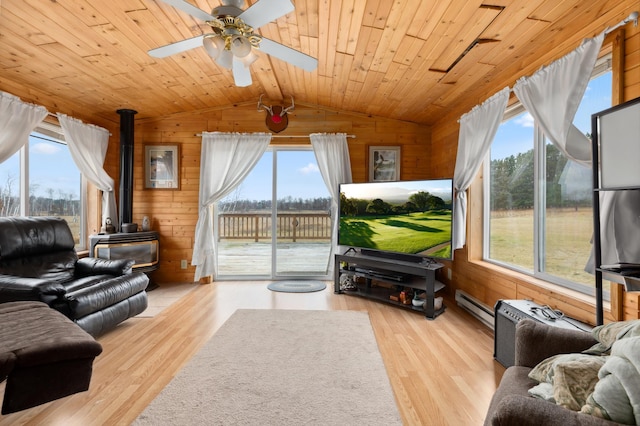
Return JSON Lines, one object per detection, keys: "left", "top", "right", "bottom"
{"left": 360, "top": 248, "right": 424, "bottom": 264}
{"left": 335, "top": 251, "right": 445, "bottom": 319}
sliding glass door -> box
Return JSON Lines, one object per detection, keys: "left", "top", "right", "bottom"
{"left": 216, "top": 152, "right": 273, "bottom": 277}
{"left": 216, "top": 146, "right": 332, "bottom": 279}
{"left": 274, "top": 150, "right": 332, "bottom": 277}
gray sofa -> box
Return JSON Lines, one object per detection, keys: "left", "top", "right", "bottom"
{"left": 484, "top": 319, "right": 622, "bottom": 426}
{"left": 0, "top": 216, "right": 149, "bottom": 336}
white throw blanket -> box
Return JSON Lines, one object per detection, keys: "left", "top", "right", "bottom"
{"left": 583, "top": 336, "right": 640, "bottom": 424}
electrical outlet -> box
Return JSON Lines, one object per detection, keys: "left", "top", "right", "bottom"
{"left": 180, "top": 259, "right": 188, "bottom": 269}
{"left": 447, "top": 268, "right": 452, "bottom": 280}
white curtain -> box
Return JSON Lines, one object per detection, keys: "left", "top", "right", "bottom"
{"left": 310, "top": 133, "right": 353, "bottom": 271}
{"left": 453, "top": 87, "right": 510, "bottom": 250}
{"left": 192, "top": 132, "right": 271, "bottom": 281}
{"left": 513, "top": 33, "right": 604, "bottom": 165}
{"left": 57, "top": 113, "right": 117, "bottom": 229}
{"left": 0, "top": 91, "right": 48, "bottom": 163}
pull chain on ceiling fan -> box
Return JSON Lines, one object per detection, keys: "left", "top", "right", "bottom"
{"left": 148, "top": 0, "right": 318, "bottom": 87}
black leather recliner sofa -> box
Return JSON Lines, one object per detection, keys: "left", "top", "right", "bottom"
{"left": 0, "top": 216, "right": 149, "bottom": 336}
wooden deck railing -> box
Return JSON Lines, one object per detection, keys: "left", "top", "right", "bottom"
{"left": 218, "top": 212, "right": 331, "bottom": 242}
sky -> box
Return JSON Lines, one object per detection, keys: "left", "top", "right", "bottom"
{"left": 340, "top": 180, "right": 453, "bottom": 203}
{"left": 0, "top": 134, "right": 81, "bottom": 199}
{"left": 223, "top": 149, "right": 330, "bottom": 202}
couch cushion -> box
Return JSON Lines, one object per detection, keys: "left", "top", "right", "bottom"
{"left": 515, "top": 319, "right": 598, "bottom": 368}
{"left": 0, "top": 251, "right": 77, "bottom": 283}
{"left": 0, "top": 217, "right": 78, "bottom": 283}
{"left": 75, "top": 257, "right": 134, "bottom": 277}
{"left": 0, "top": 301, "right": 102, "bottom": 364}
{"left": 0, "top": 300, "right": 103, "bottom": 414}
{"left": 65, "top": 273, "right": 149, "bottom": 318}
{"left": 0, "top": 217, "right": 75, "bottom": 259}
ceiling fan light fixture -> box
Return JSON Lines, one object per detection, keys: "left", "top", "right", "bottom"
{"left": 220, "top": 0, "right": 245, "bottom": 8}
{"left": 149, "top": 0, "right": 318, "bottom": 87}
{"left": 216, "top": 49, "right": 234, "bottom": 69}
{"left": 230, "top": 35, "right": 252, "bottom": 57}
{"left": 239, "top": 50, "right": 258, "bottom": 67}
{"left": 203, "top": 35, "right": 225, "bottom": 59}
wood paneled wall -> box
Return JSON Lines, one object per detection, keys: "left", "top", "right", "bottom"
{"left": 122, "top": 103, "right": 431, "bottom": 283}
{"left": 429, "top": 25, "right": 640, "bottom": 325}
{"left": 60, "top": 17, "right": 640, "bottom": 322}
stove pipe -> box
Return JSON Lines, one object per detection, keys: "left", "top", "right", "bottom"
{"left": 117, "top": 109, "right": 137, "bottom": 228}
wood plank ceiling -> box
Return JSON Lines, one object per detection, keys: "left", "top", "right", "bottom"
{"left": 0, "top": 0, "right": 635, "bottom": 125}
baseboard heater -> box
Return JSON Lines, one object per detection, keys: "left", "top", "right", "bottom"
{"left": 455, "top": 290, "right": 494, "bottom": 329}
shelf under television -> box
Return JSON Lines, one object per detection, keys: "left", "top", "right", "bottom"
{"left": 334, "top": 252, "right": 446, "bottom": 319}
{"left": 343, "top": 283, "right": 446, "bottom": 316}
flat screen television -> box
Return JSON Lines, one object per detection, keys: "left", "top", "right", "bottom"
{"left": 338, "top": 179, "right": 454, "bottom": 262}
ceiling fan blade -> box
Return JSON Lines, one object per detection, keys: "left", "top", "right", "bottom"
{"left": 238, "top": 0, "right": 294, "bottom": 29}
{"left": 148, "top": 35, "right": 206, "bottom": 58}
{"left": 259, "top": 38, "right": 318, "bottom": 72}
{"left": 156, "top": 0, "right": 216, "bottom": 22}
{"left": 232, "top": 57, "right": 252, "bottom": 87}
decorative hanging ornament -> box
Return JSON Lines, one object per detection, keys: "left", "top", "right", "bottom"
{"left": 257, "top": 95, "right": 295, "bottom": 133}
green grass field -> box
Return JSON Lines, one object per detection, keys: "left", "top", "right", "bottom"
{"left": 489, "top": 208, "right": 594, "bottom": 286}
{"left": 339, "top": 210, "right": 452, "bottom": 258}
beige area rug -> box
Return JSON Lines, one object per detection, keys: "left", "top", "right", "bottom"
{"left": 135, "top": 283, "right": 199, "bottom": 318}
{"left": 134, "top": 309, "right": 402, "bottom": 425}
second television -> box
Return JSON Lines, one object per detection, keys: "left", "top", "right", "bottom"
{"left": 338, "top": 179, "right": 454, "bottom": 262}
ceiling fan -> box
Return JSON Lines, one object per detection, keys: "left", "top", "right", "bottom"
{"left": 148, "top": 0, "right": 318, "bottom": 87}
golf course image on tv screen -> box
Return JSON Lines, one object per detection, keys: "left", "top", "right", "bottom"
{"left": 338, "top": 179, "right": 453, "bottom": 260}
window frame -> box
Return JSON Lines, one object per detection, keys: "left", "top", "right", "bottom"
{"left": 214, "top": 145, "right": 333, "bottom": 280}
{"left": 12, "top": 122, "right": 87, "bottom": 249}
{"left": 481, "top": 55, "right": 613, "bottom": 297}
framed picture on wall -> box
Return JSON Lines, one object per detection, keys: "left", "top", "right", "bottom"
{"left": 368, "top": 146, "right": 401, "bottom": 182}
{"left": 144, "top": 144, "right": 180, "bottom": 189}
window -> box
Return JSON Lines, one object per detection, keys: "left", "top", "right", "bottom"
{"left": 0, "top": 122, "right": 85, "bottom": 248}
{"left": 484, "top": 58, "right": 612, "bottom": 295}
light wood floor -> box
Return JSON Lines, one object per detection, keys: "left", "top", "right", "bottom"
{"left": 0, "top": 282, "right": 505, "bottom": 425}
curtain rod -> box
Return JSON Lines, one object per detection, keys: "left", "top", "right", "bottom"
{"left": 460, "top": 11, "right": 638, "bottom": 117}
{"left": 605, "top": 11, "right": 638, "bottom": 35}
{"left": 195, "top": 133, "right": 356, "bottom": 138}
{"left": 44, "top": 112, "right": 113, "bottom": 136}
{"left": 273, "top": 134, "right": 356, "bottom": 138}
